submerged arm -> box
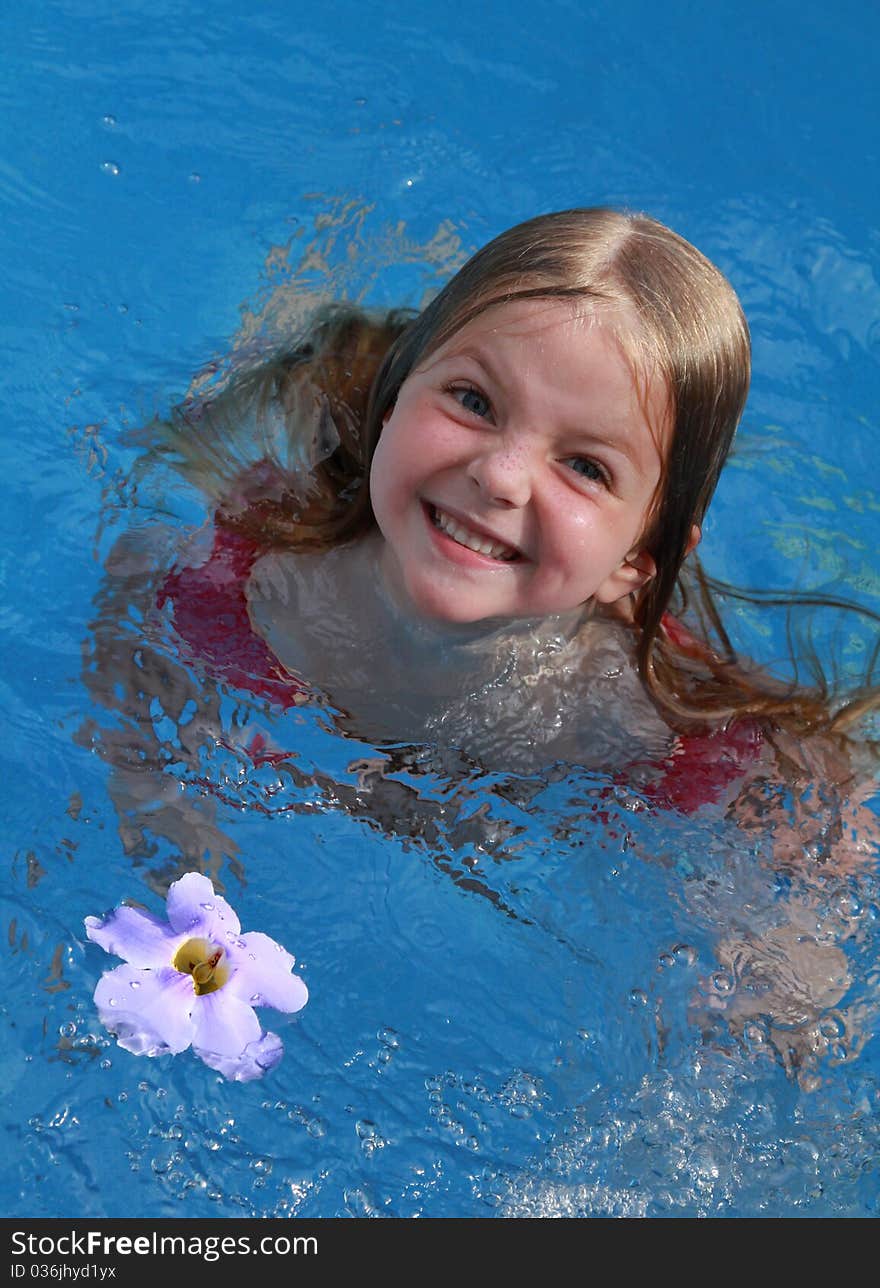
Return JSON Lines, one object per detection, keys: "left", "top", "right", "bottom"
{"left": 78, "top": 523, "right": 241, "bottom": 888}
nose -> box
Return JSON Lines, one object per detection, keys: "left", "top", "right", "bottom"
{"left": 467, "top": 440, "right": 532, "bottom": 508}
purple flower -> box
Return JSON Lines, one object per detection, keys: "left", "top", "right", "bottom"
{"left": 84, "top": 872, "right": 308, "bottom": 1082}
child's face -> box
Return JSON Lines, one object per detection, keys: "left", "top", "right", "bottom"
{"left": 369, "top": 298, "right": 670, "bottom": 625}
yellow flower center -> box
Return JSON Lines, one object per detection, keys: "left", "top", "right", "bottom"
{"left": 172, "top": 937, "right": 230, "bottom": 996}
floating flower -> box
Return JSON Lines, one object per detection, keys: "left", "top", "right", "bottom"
{"left": 84, "top": 872, "right": 307, "bottom": 1081}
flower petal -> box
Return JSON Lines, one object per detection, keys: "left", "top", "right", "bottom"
{"left": 190, "top": 989, "right": 262, "bottom": 1057}
{"left": 165, "top": 872, "right": 241, "bottom": 941}
{"left": 225, "top": 932, "right": 309, "bottom": 1014}
{"left": 94, "top": 965, "right": 196, "bottom": 1056}
{"left": 85, "top": 906, "right": 178, "bottom": 968}
{"left": 195, "top": 1031, "right": 284, "bottom": 1082}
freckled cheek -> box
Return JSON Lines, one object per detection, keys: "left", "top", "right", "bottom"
{"left": 368, "top": 442, "right": 402, "bottom": 533}
{"left": 372, "top": 461, "right": 434, "bottom": 549}
{"left": 408, "top": 410, "right": 473, "bottom": 466}
{"left": 539, "top": 502, "right": 601, "bottom": 562}
{"left": 561, "top": 491, "right": 645, "bottom": 552}
{"left": 377, "top": 406, "right": 461, "bottom": 483}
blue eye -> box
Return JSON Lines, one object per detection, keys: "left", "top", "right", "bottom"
{"left": 451, "top": 385, "right": 492, "bottom": 418}
{"left": 565, "top": 457, "right": 607, "bottom": 485}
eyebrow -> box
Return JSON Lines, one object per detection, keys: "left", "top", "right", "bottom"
{"left": 422, "top": 342, "right": 504, "bottom": 389}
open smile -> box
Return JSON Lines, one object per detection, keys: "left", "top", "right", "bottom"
{"left": 425, "top": 502, "right": 522, "bottom": 562}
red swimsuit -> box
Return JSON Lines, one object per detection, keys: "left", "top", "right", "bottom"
{"left": 158, "top": 527, "right": 309, "bottom": 711}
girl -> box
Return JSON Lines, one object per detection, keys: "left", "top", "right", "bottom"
{"left": 142, "top": 207, "right": 876, "bottom": 826}
{"left": 82, "top": 206, "right": 879, "bottom": 1085}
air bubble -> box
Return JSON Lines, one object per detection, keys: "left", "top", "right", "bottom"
{"left": 102, "top": 114, "right": 117, "bottom": 126}
{"left": 250, "top": 994, "right": 262, "bottom": 1005}
{"left": 836, "top": 892, "right": 861, "bottom": 919}
{"left": 188, "top": 172, "right": 201, "bottom": 183}
{"left": 100, "top": 161, "right": 120, "bottom": 176}
{"left": 343, "top": 1186, "right": 375, "bottom": 1217}
{"left": 508, "top": 1103, "right": 531, "bottom": 1120}
{"left": 129, "top": 980, "right": 141, "bottom": 989}
{"left": 59, "top": 1022, "right": 76, "bottom": 1038}
{"left": 743, "top": 1022, "right": 766, "bottom": 1045}
{"left": 200, "top": 902, "right": 214, "bottom": 911}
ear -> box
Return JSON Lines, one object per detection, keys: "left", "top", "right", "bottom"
{"left": 594, "top": 547, "right": 657, "bottom": 605}
{"left": 595, "top": 525, "right": 702, "bottom": 605}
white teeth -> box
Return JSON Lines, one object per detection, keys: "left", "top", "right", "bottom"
{"left": 431, "top": 507, "right": 516, "bottom": 560}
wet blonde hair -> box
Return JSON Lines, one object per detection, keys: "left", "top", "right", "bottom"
{"left": 167, "top": 207, "right": 875, "bottom": 735}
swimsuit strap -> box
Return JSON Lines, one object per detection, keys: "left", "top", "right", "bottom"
{"left": 639, "top": 718, "right": 763, "bottom": 812}
{"left": 159, "top": 525, "right": 308, "bottom": 710}
{"left": 653, "top": 612, "right": 764, "bottom": 808}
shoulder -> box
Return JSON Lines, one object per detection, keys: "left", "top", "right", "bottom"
{"left": 636, "top": 718, "right": 765, "bottom": 812}
{"left": 159, "top": 523, "right": 310, "bottom": 709}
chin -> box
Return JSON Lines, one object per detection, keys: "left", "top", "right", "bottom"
{"left": 414, "top": 598, "right": 489, "bottom": 626}
{"left": 405, "top": 579, "right": 495, "bottom": 625}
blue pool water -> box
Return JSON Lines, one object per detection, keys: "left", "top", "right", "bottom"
{"left": 2, "top": 0, "right": 879, "bottom": 1218}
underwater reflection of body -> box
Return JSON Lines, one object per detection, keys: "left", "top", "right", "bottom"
{"left": 79, "top": 207, "right": 880, "bottom": 1098}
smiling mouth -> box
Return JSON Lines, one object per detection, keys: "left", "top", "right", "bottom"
{"left": 427, "top": 504, "right": 521, "bottom": 562}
